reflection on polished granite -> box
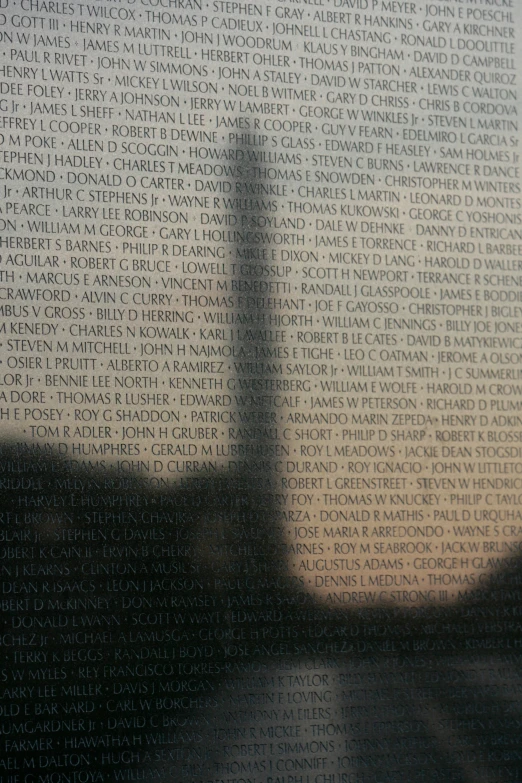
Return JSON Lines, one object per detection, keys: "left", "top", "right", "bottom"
{"left": 1, "top": 446, "right": 522, "bottom": 782}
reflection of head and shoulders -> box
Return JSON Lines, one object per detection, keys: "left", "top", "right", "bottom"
{"left": 2, "top": 440, "right": 522, "bottom": 781}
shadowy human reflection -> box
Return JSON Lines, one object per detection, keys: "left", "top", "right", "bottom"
{"left": 2, "top": 444, "right": 522, "bottom": 782}
{"left": 2, "top": 137, "right": 522, "bottom": 782}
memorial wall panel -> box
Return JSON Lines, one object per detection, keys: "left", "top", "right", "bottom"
{"left": 1, "top": 0, "right": 522, "bottom": 780}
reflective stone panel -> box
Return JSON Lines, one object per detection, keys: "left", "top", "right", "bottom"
{"left": 1, "top": 0, "right": 522, "bottom": 780}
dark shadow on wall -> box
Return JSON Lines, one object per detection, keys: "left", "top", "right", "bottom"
{"left": 2, "top": 444, "right": 522, "bottom": 782}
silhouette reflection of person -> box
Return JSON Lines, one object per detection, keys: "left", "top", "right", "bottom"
{"left": 3, "top": 444, "right": 522, "bottom": 782}
{"left": 2, "top": 141, "right": 522, "bottom": 783}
